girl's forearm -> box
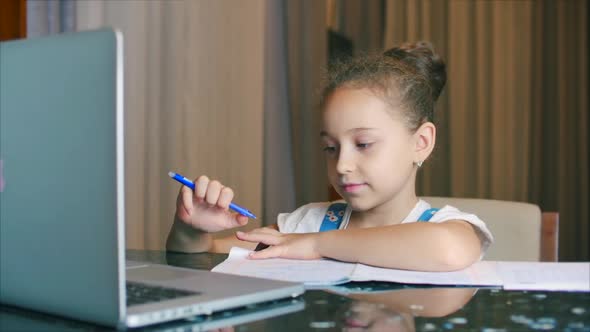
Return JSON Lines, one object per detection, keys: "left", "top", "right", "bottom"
{"left": 316, "top": 222, "right": 481, "bottom": 271}
{"left": 166, "top": 216, "right": 213, "bottom": 253}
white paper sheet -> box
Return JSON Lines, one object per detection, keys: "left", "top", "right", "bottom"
{"left": 498, "top": 262, "right": 590, "bottom": 291}
{"left": 350, "top": 261, "right": 502, "bottom": 286}
{"left": 212, "top": 247, "right": 355, "bottom": 286}
{"left": 212, "top": 247, "right": 503, "bottom": 287}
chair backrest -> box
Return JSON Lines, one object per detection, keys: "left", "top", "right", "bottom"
{"left": 421, "top": 197, "right": 543, "bottom": 261}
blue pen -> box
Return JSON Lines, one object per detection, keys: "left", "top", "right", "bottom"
{"left": 168, "top": 171, "right": 257, "bottom": 219}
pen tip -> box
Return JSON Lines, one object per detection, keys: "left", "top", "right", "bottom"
{"left": 168, "top": 171, "right": 174, "bottom": 178}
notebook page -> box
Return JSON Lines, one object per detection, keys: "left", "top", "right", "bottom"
{"left": 498, "top": 262, "right": 590, "bottom": 291}
{"left": 350, "top": 261, "right": 503, "bottom": 286}
{"left": 212, "top": 247, "right": 355, "bottom": 286}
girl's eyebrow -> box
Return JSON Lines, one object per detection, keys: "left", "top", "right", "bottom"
{"left": 320, "top": 128, "right": 378, "bottom": 137}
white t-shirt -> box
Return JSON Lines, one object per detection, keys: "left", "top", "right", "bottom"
{"left": 277, "top": 199, "right": 494, "bottom": 256}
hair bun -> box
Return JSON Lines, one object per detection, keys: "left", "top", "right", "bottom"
{"left": 383, "top": 41, "right": 446, "bottom": 101}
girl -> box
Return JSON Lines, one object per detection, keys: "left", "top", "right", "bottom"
{"left": 166, "top": 42, "right": 493, "bottom": 272}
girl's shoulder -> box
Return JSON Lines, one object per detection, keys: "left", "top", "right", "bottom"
{"left": 409, "top": 199, "right": 485, "bottom": 224}
{"left": 277, "top": 201, "right": 343, "bottom": 233}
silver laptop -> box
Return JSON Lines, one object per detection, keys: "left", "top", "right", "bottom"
{"left": 0, "top": 28, "right": 304, "bottom": 329}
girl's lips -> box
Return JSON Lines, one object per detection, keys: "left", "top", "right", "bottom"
{"left": 344, "top": 317, "right": 370, "bottom": 327}
{"left": 342, "top": 183, "right": 366, "bottom": 193}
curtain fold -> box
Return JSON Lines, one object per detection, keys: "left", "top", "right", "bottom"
{"left": 27, "top": 0, "right": 76, "bottom": 38}
{"left": 285, "top": 0, "right": 329, "bottom": 206}
{"left": 264, "top": 0, "right": 296, "bottom": 224}
{"left": 382, "top": 0, "right": 588, "bottom": 261}
{"left": 330, "top": 0, "right": 385, "bottom": 55}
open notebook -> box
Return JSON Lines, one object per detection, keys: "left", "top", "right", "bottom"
{"left": 213, "top": 247, "right": 590, "bottom": 292}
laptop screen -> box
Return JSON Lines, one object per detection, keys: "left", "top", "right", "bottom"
{"left": 0, "top": 29, "right": 126, "bottom": 325}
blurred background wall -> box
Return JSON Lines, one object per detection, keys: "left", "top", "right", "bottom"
{"left": 13, "top": 0, "right": 589, "bottom": 261}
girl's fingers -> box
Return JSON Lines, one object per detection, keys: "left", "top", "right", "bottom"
{"left": 234, "top": 215, "right": 249, "bottom": 226}
{"left": 248, "top": 245, "right": 283, "bottom": 259}
{"left": 246, "top": 227, "right": 279, "bottom": 236}
{"left": 194, "top": 175, "right": 209, "bottom": 200}
{"left": 205, "top": 180, "right": 222, "bottom": 205}
{"left": 236, "top": 231, "right": 281, "bottom": 245}
{"left": 179, "top": 186, "right": 193, "bottom": 215}
{"left": 217, "top": 186, "right": 234, "bottom": 210}
{"left": 224, "top": 214, "right": 249, "bottom": 229}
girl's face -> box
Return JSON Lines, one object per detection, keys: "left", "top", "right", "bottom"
{"left": 321, "top": 87, "right": 418, "bottom": 212}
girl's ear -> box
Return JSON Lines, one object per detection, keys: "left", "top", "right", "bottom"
{"left": 413, "top": 122, "right": 436, "bottom": 164}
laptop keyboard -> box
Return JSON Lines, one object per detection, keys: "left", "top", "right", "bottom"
{"left": 126, "top": 281, "right": 201, "bottom": 307}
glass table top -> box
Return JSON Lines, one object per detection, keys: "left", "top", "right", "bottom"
{"left": 0, "top": 250, "right": 587, "bottom": 331}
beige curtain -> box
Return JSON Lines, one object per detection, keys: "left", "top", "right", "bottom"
{"left": 383, "top": 0, "right": 588, "bottom": 261}
{"left": 76, "top": 0, "right": 266, "bottom": 249}
{"left": 264, "top": 0, "right": 297, "bottom": 223}
{"left": 327, "top": 0, "right": 385, "bottom": 55}
{"left": 285, "top": 0, "right": 330, "bottom": 206}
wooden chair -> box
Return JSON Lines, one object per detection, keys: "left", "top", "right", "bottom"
{"left": 541, "top": 212, "right": 559, "bottom": 261}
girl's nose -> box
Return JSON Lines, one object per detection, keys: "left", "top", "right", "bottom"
{"left": 336, "top": 151, "right": 356, "bottom": 174}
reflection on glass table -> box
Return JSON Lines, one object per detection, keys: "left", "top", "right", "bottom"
{"left": 328, "top": 282, "right": 477, "bottom": 331}
{"left": 0, "top": 297, "right": 305, "bottom": 332}
{"left": 142, "top": 297, "right": 304, "bottom": 332}
{"left": 320, "top": 281, "right": 590, "bottom": 331}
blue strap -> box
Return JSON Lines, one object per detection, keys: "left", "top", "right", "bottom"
{"left": 418, "top": 208, "right": 439, "bottom": 222}
{"left": 319, "top": 203, "right": 347, "bottom": 232}
{"left": 320, "top": 204, "right": 438, "bottom": 230}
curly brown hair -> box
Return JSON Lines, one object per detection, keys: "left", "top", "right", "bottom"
{"left": 321, "top": 41, "right": 446, "bottom": 132}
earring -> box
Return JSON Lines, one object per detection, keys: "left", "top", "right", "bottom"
{"left": 415, "top": 161, "right": 423, "bottom": 167}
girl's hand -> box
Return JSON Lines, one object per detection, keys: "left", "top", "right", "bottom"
{"left": 236, "top": 228, "right": 322, "bottom": 260}
{"left": 175, "top": 175, "right": 249, "bottom": 233}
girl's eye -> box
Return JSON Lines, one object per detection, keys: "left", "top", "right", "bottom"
{"left": 356, "top": 143, "right": 372, "bottom": 149}
{"left": 323, "top": 146, "right": 337, "bottom": 154}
